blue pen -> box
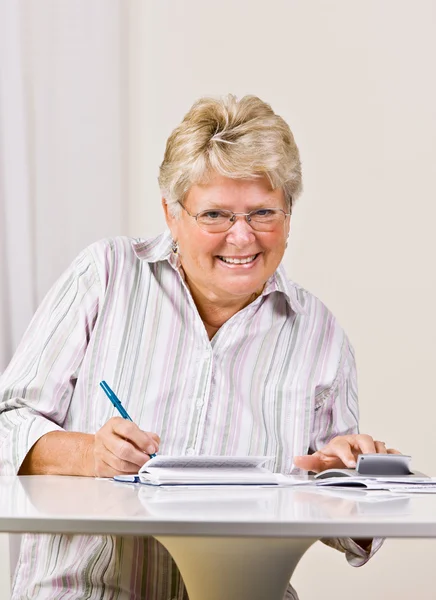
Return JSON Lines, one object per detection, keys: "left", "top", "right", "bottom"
{"left": 99, "top": 380, "right": 156, "bottom": 458}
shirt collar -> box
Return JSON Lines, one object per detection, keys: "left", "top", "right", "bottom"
{"left": 132, "top": 230, "right": 307, "bottom": 316}
{"left": 132, "top": 230, "right": 173, "bottom": 262}
{"left": 262, "top": 265, "right": 307, "bottom": 315}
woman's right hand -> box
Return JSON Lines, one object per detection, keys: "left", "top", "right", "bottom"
{"left": 92, "top": 417, "right": 160, "bottom": 477}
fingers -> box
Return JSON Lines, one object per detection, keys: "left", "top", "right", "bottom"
{"left": 101, "top": 435, "right": 151, "bottom": 470}
{"left": 329, "top": 434, "right": 392, "bottom": 464}
{"left": 96, "top": 452, "right": 142, "bottom": 477}
{"left": 297, "top": 434, "right": 403, "bottom": 475}
{"left": 352, "top": 436, "right": 402, "bottom": 456}
{"left": 348, "top": 434, "right": 377, "bottom": 455}
{"left": 293, "top": 455, "right": 320, "bottom": 472}
{"left": 294, "top": 437, "right": 359, "bottom": 472}
{"left": 110, "top": 418, "right": 160, "bottom": 455}
{"left": 319, "top": 436, "right": 360, "bottom": 468}
{"left": 374, "top": 440, "right": 388, "bottom": 454}
{"left": 293, "top": 453, "right": 347, "bottom": 473}
{"left": 94, "top": 417, "right": 160, "bottom": 477}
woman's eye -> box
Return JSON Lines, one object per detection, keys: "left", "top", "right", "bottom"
{"left": 253, "top": 209, "right": 274, "bottom": 217}
{"left": 202, "top": 211, "right": 227, "bottom": 220}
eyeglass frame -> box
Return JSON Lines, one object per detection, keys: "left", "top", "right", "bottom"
{"left": 177, "top": 201, "right": 291, "bottom": 233}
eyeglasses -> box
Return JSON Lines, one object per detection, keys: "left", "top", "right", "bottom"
{"left": 178, "top": 202, "right": 291, "bottom": 233}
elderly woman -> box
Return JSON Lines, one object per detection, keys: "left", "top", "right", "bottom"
{"left": 0, "top": 94, "right": 396, "bottom": 599}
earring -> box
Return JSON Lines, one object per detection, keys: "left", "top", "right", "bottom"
{"left": 171, "top": 240, "right": 179, "bottom": 254}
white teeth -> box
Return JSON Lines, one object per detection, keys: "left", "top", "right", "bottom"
{"left": 219, "top": 255, "right": 257, "bottom": 264}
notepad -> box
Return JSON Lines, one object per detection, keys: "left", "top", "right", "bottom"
{"left": 115, "top": 455, "right": 292, "bottom": 486}
{"left": 314, "top": 475, "right": 435, "bottom": 490}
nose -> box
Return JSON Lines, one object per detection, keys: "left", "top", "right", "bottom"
{"left": 225, "top": 215, "right": 256, "bottom": 246}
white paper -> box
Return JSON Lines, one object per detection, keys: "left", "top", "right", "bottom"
{"left": 143, "top": 455, "right": 272, "bottom": 470}
{"left": 135, "top": 455, "right": 308, "bottom": 487}
{"left": 315, "top": 475, "right": 436, "bottom": 491}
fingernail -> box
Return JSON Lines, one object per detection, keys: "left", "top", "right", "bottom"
{"left": 348, "top": 460, "right": 356, "bottom": 468}
{"left": 147, "top": 445, "right": 155, "bottom": 454}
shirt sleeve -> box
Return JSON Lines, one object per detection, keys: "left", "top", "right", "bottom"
{"left": 309, "top": 333, "right": 385, "bottom": 564}
{"left": 310, "top": 333, "right": 359, "bottom": 452}
{"left": 0, "top": 248, "right": 102, "bottom": 475}
{"left": 322, "top": 536, "right": 384, "bottom": 566}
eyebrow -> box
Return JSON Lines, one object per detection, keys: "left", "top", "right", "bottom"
{"left": 196, "top": 199, "right": 281, "bottom": 211}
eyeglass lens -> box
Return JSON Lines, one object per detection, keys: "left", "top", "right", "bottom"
{"left": 196, "top": 209, "right": 287, "bottom": 232}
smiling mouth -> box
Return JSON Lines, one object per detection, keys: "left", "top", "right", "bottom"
{"left": 217, "top": 254, "right": 259, "bottom": 265}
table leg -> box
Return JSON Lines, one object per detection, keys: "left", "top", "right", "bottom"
{"left": 156, "top": 536, "right": 317, "bottom": 600}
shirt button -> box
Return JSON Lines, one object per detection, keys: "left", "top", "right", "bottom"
{"left": 186, "top": 448, "right": 196, "bottom": 455}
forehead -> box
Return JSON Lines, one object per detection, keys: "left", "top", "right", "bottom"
{"left": 186, "top": 174, "right": 285, "bottom": 209}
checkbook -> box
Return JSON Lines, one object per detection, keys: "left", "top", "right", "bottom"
{"left": 113, "top": 455, "right": 296, "bottom": 486}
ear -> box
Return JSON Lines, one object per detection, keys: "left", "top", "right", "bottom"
{"left": 285, "top": 214, "right": 291, "bottom": 238}
{"left": 162, "top": 198, "right": 178, "bottom": 239}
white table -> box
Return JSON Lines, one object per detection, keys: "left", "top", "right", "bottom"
{"left": 1, "top": 476, "right": 436, "bottom": 599}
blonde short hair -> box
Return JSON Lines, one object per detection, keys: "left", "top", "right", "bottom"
{"left": 159, "top": 94, "right": 302, "bottom": 217}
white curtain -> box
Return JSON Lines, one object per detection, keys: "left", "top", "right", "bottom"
{"left": 0, "top": 0, "right": 135, "bottom": 592}
{"left": 0, "top": 0, "right": 132, "bottom": 372}
{"left": 0, "top": 1, "right": 35, "bottom": 371}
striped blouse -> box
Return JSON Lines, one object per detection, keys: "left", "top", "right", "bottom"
{"left": 0, "top": 231, "right": 378, "bottom": 600}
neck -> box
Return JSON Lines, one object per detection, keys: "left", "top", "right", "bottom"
{"left": 184, "top": 277, "right": 263, "bottom": 338}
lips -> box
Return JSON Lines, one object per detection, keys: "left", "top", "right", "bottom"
{"left": 217, "top": 254, "right": 259, "bottom": 265}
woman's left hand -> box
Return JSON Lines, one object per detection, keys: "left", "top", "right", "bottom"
{"left": 293, "top": 434, "right": 401, "bottom": 473}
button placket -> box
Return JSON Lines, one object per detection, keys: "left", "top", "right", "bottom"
{"left": 183, "top": 345, "right": 213, "bottom": 455}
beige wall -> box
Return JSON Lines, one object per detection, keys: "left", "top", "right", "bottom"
{"left": 0, "top": 536, "right": 11, "bottom": 593}
{"left": 128, "top": 1, "right": 436, "bottom": 598}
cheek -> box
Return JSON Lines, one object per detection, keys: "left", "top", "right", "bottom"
{"left": 265, "top": 233, "right": 286, "bottom": 253}
{"left": 263, "top": 239, "right": 287, "bottom": 267}
{"left": 193, "top": 237, "right": 223, "bottom": 262}
{"left": 182, "top": 236, "right": 218, "bottom": 266}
